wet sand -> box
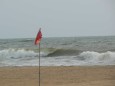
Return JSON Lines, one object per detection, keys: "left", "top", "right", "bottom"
{"left": 0, "top": 66, "right": 115, "bottom": 86}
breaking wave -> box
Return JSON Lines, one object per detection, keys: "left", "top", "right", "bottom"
{"left": 47, "top": 49, "right": 81, "bottom": 57}
{"left": 0, "top": 48, "right": 115, "bottom": 66}
{"left": 0, "top": 48, "right": 46, "bottom": 60}
{"left": 76, "top": 51, "right": 115, "bottom": 65}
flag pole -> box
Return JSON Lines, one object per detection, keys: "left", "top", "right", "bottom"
{"left": 34, "top": 28, "right": 42, "bottom": 86}
{"left": 39, "top": 43, "right": 41, "bottom": 86}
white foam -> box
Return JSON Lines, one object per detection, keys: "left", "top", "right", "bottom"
{"left": 0, "top": 48, "right": 46, "bottom": 59}
{"left": 0, "top": 49, "right": 115, "bottom": 66}
{"left": 77, "top": 51, "right": 115, "bottom": 65}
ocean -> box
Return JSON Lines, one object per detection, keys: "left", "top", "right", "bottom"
{"left": 0, "top": 36, "right": 115, "bottom": 66}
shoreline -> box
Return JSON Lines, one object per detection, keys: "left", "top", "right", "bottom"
{"left": 0, "top": 66, "right": 115, "bottom": 86}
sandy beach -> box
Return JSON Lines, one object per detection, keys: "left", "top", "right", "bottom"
{"left": 0, "top": 66, "right": 115, "bottom": 86}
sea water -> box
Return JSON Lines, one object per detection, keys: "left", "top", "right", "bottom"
{"left": 0, "top": 36, "right": 115, "bottom": 66}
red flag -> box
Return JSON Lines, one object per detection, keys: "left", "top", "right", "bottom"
{"left": 34, "top": 28, "right": 42, "bottom": 45}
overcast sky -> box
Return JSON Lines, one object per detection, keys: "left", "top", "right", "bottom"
{"left": 0, "top": 0, "right": 115, "bottom": 38}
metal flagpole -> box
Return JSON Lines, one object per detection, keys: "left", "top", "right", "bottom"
{"left": 39, "top": 43, "right": 41, "bottom": 86}
{"left": 34, "top": 28, "right": 42, "bottom": 86}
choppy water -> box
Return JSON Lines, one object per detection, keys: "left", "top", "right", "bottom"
{"left": 0, "top": 36, "right": 115, "bottom": 66}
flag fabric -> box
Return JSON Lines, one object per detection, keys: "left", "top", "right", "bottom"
{"left": 34, "top": 28, "right": 42, "bottom": 45}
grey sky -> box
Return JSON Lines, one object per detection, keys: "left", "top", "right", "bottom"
{"left": 0, "top": 0, "right": 115, "bottom": 38}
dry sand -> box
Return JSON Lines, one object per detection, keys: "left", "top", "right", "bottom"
{"left": 0, "top": 66, "right": 115, "bottom": 86}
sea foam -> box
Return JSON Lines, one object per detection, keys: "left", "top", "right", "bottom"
{"left": 0, "top": 48, "right": 115, "bottom": 66}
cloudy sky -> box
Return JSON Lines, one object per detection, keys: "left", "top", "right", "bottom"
{"left": 0, "top": 0, "right": 115, "bottom": 38}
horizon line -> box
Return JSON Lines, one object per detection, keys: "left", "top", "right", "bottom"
{"left": 0, "top": 35, "right": 115, "bottom": 39}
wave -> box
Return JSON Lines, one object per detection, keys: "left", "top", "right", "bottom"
{"left": 47, "top": 49, "right": 81, "bottom": 57}
{"left": 0, "top": 48, "right": 46, "bottom": 60}
{"left": 0, "top": 48, "right": 115, "bottom": 58}
{"left": 76, "top": 51, "right": 115, "bottom": 65}
{"left": 0, "top": 48, "right": 115, "bottom": 66}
